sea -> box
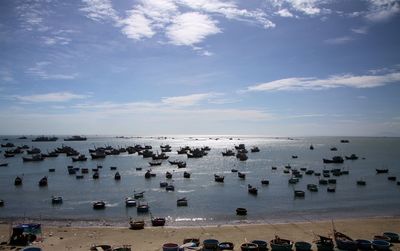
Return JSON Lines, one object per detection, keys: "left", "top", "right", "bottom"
{"left": 0, "top": 135, "right": 399, "bottom": 226}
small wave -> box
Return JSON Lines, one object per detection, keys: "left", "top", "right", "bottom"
{"left": 175, "top": 217, "right": 206, "bottom": 222}
{"left": 106, "top": 202, "right": 119, "bottom": 207}
{"left": 177, "top": 189, "right": 195, "bottom": 193}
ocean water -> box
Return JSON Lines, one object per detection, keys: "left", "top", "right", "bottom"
{"left": 0, "top": 136, "right": 399, "bottom": 226}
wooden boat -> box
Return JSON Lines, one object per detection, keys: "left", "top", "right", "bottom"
{"left": 261, "top": 179, "right": 270, "bottom": 185}
{"left": 203, "top": 239, "right": 220, "bottom": 249}
{"left": 294, "top": 190, "right": 305, "bottom": 198}
{"left": 357, "top": 180, "right": 366, "bottom": 186}
{"left": 307, "top": 184, "right": 318, "bottom": 192}
{"left": 373, "top": 235, "right": 391, "bottom": 242}
{"left": 14, "top": 176, "right": 22, "bottom": 186}
{"left": 376, "top": 169, "right": 389, "bottom": 174}
{"left": 165, "top": 184, "right": 175, "bottom": 191}
{"left": 330, "top": 147, "right": 338, "bottom": 151}
{"left": 165, "top": 171, "right": 172, "bottom": 179}
{"left": 222, "top": 149, "right": 235, "bottom": 156}
{"left": 238, "top": 172, "right": 246, "bottom": 179}
{"left": 133, "top": 191, "right": 144, "bottom": 199}
{"left": 327, "top": 186, "right": 336, "bottom": 193}
{"left": 125, "top": 197, "right": 136, "bottom": 207}
{"left": 218, "top": 242, "right": 234, "bottom": 250}
{"left": 160, "top": 181, "right": 168, "bottom": 188}
{"left": 136, "top": 202, "right": 149, "bottom": 213}
{"left": 81, "top": 168, "right": 89, "bottom": 174}
{"left": 231, "top": 169, "right": 238, "bottom": 172}
{"left": 355, "top": 239, "right": 372, "bottom": 250}
{"left": 48, "top": 168, "right": 55, "bottom": 172}
{"left": 38, "top": 176, "right": 48, "bottom": 187}
{"left": 248, "top": 185, "right": 258, "bottom": 195}
{"left": 251, "top": 240, "right": 268, "bottom": 251}
{"left": 51, "top": 196, "right": 63, "bottom": 204}
{"left": 92, "top": 172, "right": 99, "bottom": 179}
{"left": 177, "top": 197, "right": 188, "bottom": 207}
{"left": 345, "top": 154, "right": 358, "bottom": 160}
{"left": 145, "top": 170, "right": 152, "bottom": 179}
{"left": 388, "top": 176, "right": 396, "bottom": 181}
{"left": 177, "top": 162, "right": 187, "bottom": 168}
{"left": 183, "top": 238, "right": 200, "bottom": 247}
{"left": 76, "top": 175, "right": 84, "bottom": 179}
{"left": 0, "top": 162, "right": 8, "bottom": 167}
{"left": 114, "top": 172, "right": 121, "bottom": 180}
{"left": 334, "top": 230, "right": 357, "bottom": 251}
{"left": 93, "top": 201, "right": 106, "bottom": 209}
{"left": 214, "top": 174, "right": 224, "bottom": 183}
{"left": 295, "top": 241, "right": 312, "bottom": 251}
{"left": 32, "top": 136, "right": 57, "bottom": 142}
{"left": 383, "top": 232, "right": 399, "bottom": 242}
{"left": 149, "top": 161, "right": 162, "bottom": 166}
{"left": 371, "top": 240, "right": 390, "bottom": 251}
{"left": 151, "top": 217, "right": 166, "bottom": 227}
{"left": 319, "top": 179, "right": 328, "bottom": 185}
{"left": 129, "top": 219, "right": 144, "bottom": 230}
{"left": 315, "top": 235, "right": 334, "bottom": 251}
{"left": 270, "top": 236, "right": 293, "bottom": 251}
{"left": 236, "top": 207, "right": 247, "bottom": 216}
{"left": 251, "top": 146, "right": 260, "bottom": 152}
{"left": 310, "top": 145, "right": 314, "bottom": 150}
{"left": 323, "top": 156, "right": 344, "bottom": 164}
{"left": 183, "top": 171, "right": 191, "bottom": 178}
{"left": 0, "top": 200, "right": 3, "bottom": 207}
{"left": 64, "top": 135, "right": 87, "bottom": 141}
{"left": 23, "top": 154, "right": 45, "bottom": 162}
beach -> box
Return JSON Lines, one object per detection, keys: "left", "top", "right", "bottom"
{"left": 0, "top": 217, "right": 399, "bottom": 250}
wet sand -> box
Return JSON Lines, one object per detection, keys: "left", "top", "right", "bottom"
{"left": 0, "top": 217, "right": 399, "bottom": 250}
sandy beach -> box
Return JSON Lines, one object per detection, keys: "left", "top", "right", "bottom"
{"left": 0, "top": 217, "right": 399, "bottom": 251}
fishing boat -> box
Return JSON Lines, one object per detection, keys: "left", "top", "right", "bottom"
{"left": 261, "top": 179, "right": 270, "bottom": 185}
{"left": 219, "top": 242, "right": 234, "bottom": 250}
{"left": 160, "top": 181, "right": 168, "bottom": 188}
{"left": 183, "top": 171, "right": 191, "bottom": 178}
{"left": 14, "top": 176, "right": 23, "bottom": 186}
{"left": 376, "top": 169, "right": 389, "bottom": 174}
{"left": 151, "top": 217, "right": 166, "bottom": 227}
{"left": 32, "top": 136, "right": 57, "bottom": 142}
{"left": 241, "top": 243, "right": 258, "bottom": 250}
{"left": 177, "top": 162, "right": 187, "bottom": 168}
{"left": 248, "top": 185, "right": 258, "bottom": 195}
{"left": 252, "top": 240, "right": 268, "bottom": 251}
{"left": 177, "top": 197, "right": 188, "bottom": 207}
{"left": 222, "top": 149, "right": 235, "bottom": 156}
{"left": 345, "top": 154, "right": 358, "bottom": 160}
{"left": 72, "top": 154, "right": 87, "bottom": 162}
{"left": 238, "top": 172, "right": 246, "bottom": 179}
{"left": 357, "top": 180, "right": 366, "bottom": 186}
{"left": 236, "top": 207, "right": 247, "bottom": 216}
{"left": 251, "top": 146, "right": 260, "bottom": 152}
{"left": 92, "top": 172, "right": 99, "bottom": 179}
{"left": 145, "top": 170, "right": 152, "bottom": 179}
{"left": 270, "top": 236, "right": 293, "bottom": 251}
{"left": 315, "top": 235, "right": 334, "bottom": 251}
{"left": 51, "top": 196, "right": 63, "bottom": 204}
{"left": 38, "top": 176, "right": 48, "bottom": 187}
{"left": 388, "top": 176, "right": 396, "bottom": 181}
{"left": 93, "top": 201, "right": 106, "bottom": 209}
{"left": 383, "top": 232, "right": 399, "bottom": 242}
{"left": 334, "top": 230, "right": 357, "bottom": 251}
{"left": 149, "top": 161, "right": 162, "bottom": 166}
{"left": 323, "top": 156, "right": 344, "bottom": 164}
{"left": 133, "top": 191, "right": 144, "bottom": 199}
{"left": 295, "top": 241, "right": 312, "bottom": 251}
{"left": 114, "top": 172, "right": 121, "bottom": 180}
{"left": 165, "top": 171, "right": 172, "bottom": 179}
{"left": 165, "top": 184, "right": 175, "bottom": 191}
{"left": 125, "top": 197, "right": 136, "bottom": 207}
{"left": 0, "top": 162, "right": 8, "bottom": 167}
{"left": 23, "top": 154, "right": 44, "bottom": 162}
{"left": 371, "top": 240, "right": 390, "bottom": 251}
{"left": 294, "top": 190, "right": 305, "bottom": 198}
{"left": 129, "top": 219, "right": 144, "bottom": 230}
{"left": 214, "top": 174, "right": 224, "bottom": 183}
{"left": 64, "top": 135, "right": 87, "bottom": 141}
{"left": 327, "top": 186, "right": 336, "bottom": 192}
{"left": 355, "top": 239, "right": 372, "bottom": 250}
{"left": 136, "top": 202, "right": 149, "bottom": 213}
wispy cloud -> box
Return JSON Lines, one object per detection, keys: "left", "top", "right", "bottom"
{"left": 0, "top": 68, "right": 14, "bottom": 83}
{"left": 365, "top": 0, "right": 400, "bottom": 22}
{"left": 324, "top": 36, "right": 354, "bottom": 44}
{"left": 26, "top": 61, "right": 77, "bottom": 80}
{"left": 80, "top": 0, "right": 120, "bottom": 23}
{"left": 351, "top": 26, "right": 368, "bottom": 34}
{"left": 13, "top": 92, "right": 90, "bottom": 103}
{"left": 244, "top": 71, "right": 400, "bottom": 92}
{"left": 269, "top": 0, "right": 328, "bottom": 16}
{"left": 161, "top": 92, "right": 222, "bottom": 106}
{"left": 16, "top": 0, "right": 51, "bottom": 32}
{"left": 276, "top": 9, "right": 294, "bottom": 18}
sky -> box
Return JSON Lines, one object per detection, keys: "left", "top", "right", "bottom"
{"left": 0, "top": 0, "right": 400, "bottom": 136}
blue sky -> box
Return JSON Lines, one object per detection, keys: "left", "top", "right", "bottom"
{"left": 0, "top": 0, "right": 400, "bottom": 136}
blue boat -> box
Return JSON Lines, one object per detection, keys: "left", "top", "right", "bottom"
{"left": 356, "top": 239, "right": 372, "bottom": 250}
{"left": 371, "top": 240, "right": 391, "bottom": 251}
{"left": 334, "top": 231, "right": 357, "bottom": 251}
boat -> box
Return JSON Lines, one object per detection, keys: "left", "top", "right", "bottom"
{"left": 129, "top": 219, "right": 144, "bottom": 230}
{"left": 219, "top": 242, "right": 234, "bottom": 250}
{"left": 165, "top": 171, "right": 172, "bottom": 179}
{"left": 340, "top": 139, "right": 350, "bottom": 143}
{"left": 292, "top": 155, "right": 298, "bottom": 159}
{"left": 388, "top": 176, "right": 396, "bottom": 181}
{"left": 376, "top": 169, "right": 389, "bottom": 174}
{"left": 183, "top": 238, "right": 200, "bottom": 247}
{"left": 91, "top": 151, "right": 106, "bottom": 159}
{"left": 371, "top": 240, "right": 391, "bottom": 251}
{"left": 357, "top": 180, "right": 366, "bottom": 186}
{"left": 48, "top": 168, "right": 55, "bottom": 172}
{"left": 151, "top": 217, "right": 166, "bottom": 227}
{"left": 38, "top": 176, "right": 48, "bottom": 187}
{"left": 222, "top": 149, "right": 235, "bottom": 156}
{"left": 160, "top": 181, "right": 168, "bottom": 188}
{"left": 270, "top": 236, "right": 293, "bottom": 251}
{"left": 177, "top": 197, "right": 188, "bottom": 207}
{"left": 310, "top": 145, "right": 314, "bottom": 150}
{"left": 166, "top": 184, "right": 175, "bottom": 191}
{"left": 133, "top": 191, "right": 144, "bottom": 199}
{"left": 330, "top": 147, "right": 338, "bottom": 151}
{"left": 72, "top": 154, "right": 87, "bottom": 162}
{"left": 323, "top": 156, "right": 344, "bottom": 164}
{"left": 383, "top": 232, "right": 399, "bottom": 242}
{"left": 76, "top": 174, "right": 84, "bottom": 179}
{"left": 92, "top": 172, "right": 99, "bottom": 179}
{"left": 334, "top": 230, "right": 357, "bottom": 251}
{"left": 114, "top": 172, "right": 121, "bottom": 180}
{"left": 373, "top": 235, "right": 391, "bottom": 242}
{"left": 214, "top": 174, "right": 224, "bottom": 183}
{"left": 238, "top": 172, "right": 246, "bottom": 179}
{"left": 23, "top": 154, "right": 45, "bottom": 162}
{"left": 93, "top": 201, "right": 106, "bottom": 209}
{"left": 90, "top": 245, "right": 112, "bottom": 251}
{"left": 251, "top": 146, "right": 260, "bottom": 152}
{"left": 177, "top": 162, "right": 186, "bottom": 168}
{"left": 315, "top": 235, "right": 334, "bottom": 251}
{"left": 319, "top": 179, "right": 328, "bottom": 185}
{"left": 236, "top": 152, "right": 248, "bottom": 161}
{"left": 203, "top": 239, "right": 220, "bottom": 250}
{"left": 355, "top": 239, "right": 372, "bottom": 250}
{"left": 149, "top": 161, "right": 162, "bottom": 166}
{"left": 251, "top": 240, "right": 268, "bottom": 251}
{"left": 345, "top": 154, "right": 358, "bottom": 160}
{"left": 0, "top": 163, "right": 8, "bottom": 167}
{"left": 248, "top": 184, "right": 258, "bottom": 195}
{"left": 183, "top": 171, "right": 191, "bottom": 178}
{"left": 327, "top": 186, "right": 336, "bottom": 192}
{"left": 14, "top": 176, "right": 23, "bottom": 186}
{"left": 145, "top": 170, "right": 152, "bottom": 179}
{"left": 1, "top": 142, "right": 15, "bottom": 147}
{"left": 236, "top": 207, "right": 247, "bottom": 215}
{"left": 261, "top": 179, "right": 270, "bottom": 185}
{"left": 125, "top": 197, "right": 136, "bottom": 207}
{"left": 295, "top": 241, "right": 312, "bottom": 251}
{"left": 294, "top": 190, "right": 305, "bottom": 198}
{"left": 307, "top": 184, "right": 318, "bottom": 192}
{"left": 241, "top": 243, "right": 258, "bottom": 250}
{"left": 51, "top": 196, "right": 63, "bottom": 204}
{"left": 32, "top": 136, "right": 58, "bottom": 142}
{"left": 0, "top": 200, "right": 3, "bottom": 207}
{"left": 231, "top": 169, "right": 238, "bottom": 172}
{"left": 136, "top": 202, "right": 149, "bottom": 213}
{"left": 64, "top": 135, "right": 87, "bottom": 141}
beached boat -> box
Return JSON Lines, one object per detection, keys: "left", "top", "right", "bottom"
{"left": 251, "top": 240, "right": 268, "bottom": 251}
{"left": 203, "top": 239, "right": 220, "bottom": 250}
{"left": 270, "top": 236, "right": 293, "bottom": 251}
{"left": 383, "top": 232, "right": 399, "bottom": 242}
{"left": 310, "top": 145, "right": 314, "bottom": 150}
{"left": 295, "top": 241, "right": 312, "bottom": 251}
{"left": 315, "top": 235, "right": 334, "bottom": 251}
{"left": 151, "top": 217, "right": 166, "bottom": 227}
{"left": 219, "top": 242, "right": 234, "bottom": 250}
{"left": 334, "top": 230, "right": 357, "bottom": 251}
{"left": 241, "top": 243, "right": 258, "bottom": 250}
{"left": 129, "top": 219, "right": 144, "bottom": 230}
{"left": 355, "top": 239, "right": 372, "bottom": 250}
{"left": 371, "top": 240, "right": 390, "bottom": 251}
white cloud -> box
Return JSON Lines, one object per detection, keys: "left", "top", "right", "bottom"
{"left": 121, "top": 10, "right": 155, "bottom": 40}
{"left": 351, "top": 26, "right": 368, "bottom": 34}
{"left": 16, "top": 1, "right": 50, "bottom": 32}
{"left": 14, "top": 92, "right": 90, "bottom": 103}
{"left": 80, "top": 0, "right": 120, "bottom": 23}
{"left": 244, "top": 71, "right": 400, "bottom": 92}
{"left": 324, "top": 36, "right": 354, "bottom": 44}
{"left": 365, "top": 0, "right": 400, "bottom": 22}
{"left": 161, "top": 92, "right": 220, "bottom": 106}
{"left": 166, "top": 12, "right": 221, "bottom": 46}
{"left": 26, "top": 61, "right": 77, "bottom": 80}
{"left": 276, "top": 9, "right": 294, "bottom": 17}
{"left": 269, "top": 0, "right": 326, "bottom": 16}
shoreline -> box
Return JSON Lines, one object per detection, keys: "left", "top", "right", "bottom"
{"left": 1, "top": 217, "right": 399, "bottom": 250}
